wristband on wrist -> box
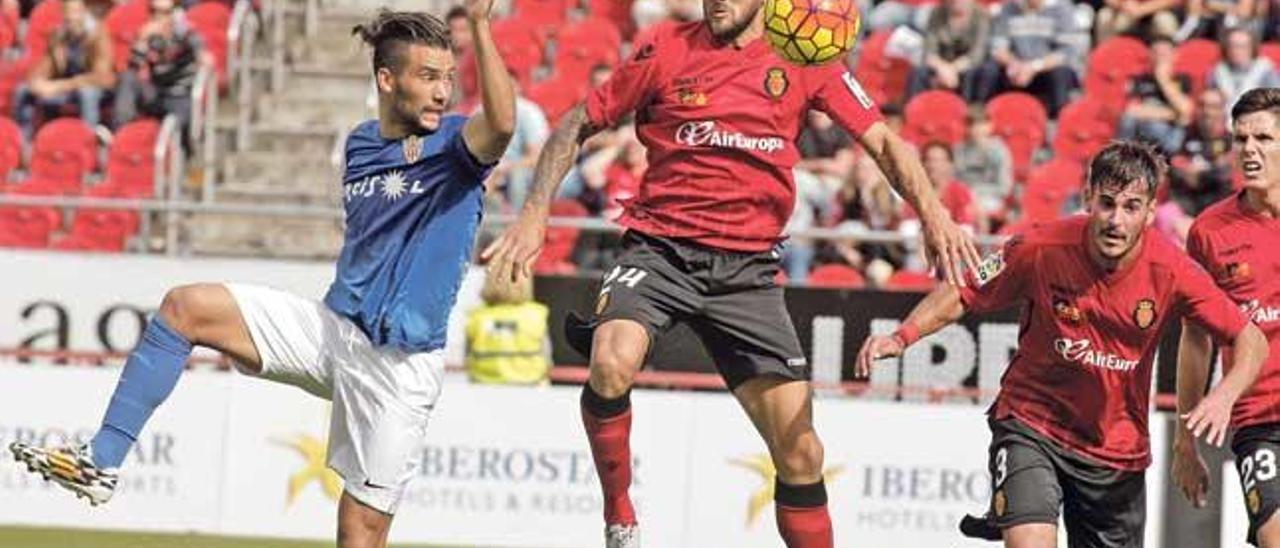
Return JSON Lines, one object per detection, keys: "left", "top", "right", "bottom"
{"left": 894, "top": 322, "right": 921, "bottom": 347}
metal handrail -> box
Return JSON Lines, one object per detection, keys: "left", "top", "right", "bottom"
{"left": 0, "top": 191, "right": 1009, "bottom": 247}
{"left": 155, "top": 115, "right": 185, "bottom": 254}
{"left": 270, "top": 0, "right": 285, "bottom": 93}
{"left": 235, "top": 1, "right": 260, "bottom": 150}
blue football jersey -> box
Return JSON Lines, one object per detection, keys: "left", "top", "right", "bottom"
{"left": 324, "top": 115, "right": 493, "bottom": 352}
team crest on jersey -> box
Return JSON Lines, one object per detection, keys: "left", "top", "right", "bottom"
{"left": 974, "top": 250, "right": 1006, "bottom": 287}
{"left": 678, "top": 87, "right": 708, "bottom": 106}
{"left": 1249, "top": 488, "right": 1262, "bottom": 514}
{"left": 993, "top": 489, "right": 1007, "bottom": 517}
{"left": 1221, "top": 261, "right": 1252, "bottom": 282}
{"left": 1053, "top": 298, "right": 1083, "bottom": 324}
{"left": 595, "top": 291, "right": 610, "bottom": 315}
{"left": 403, "top": 134, "right": 422, "bottom": 163}
{"left": 764, "top": 68, "right": 789, "bottom": 99}
{"left": 1133, "top": 299, "right": 1157, "bottom": 330}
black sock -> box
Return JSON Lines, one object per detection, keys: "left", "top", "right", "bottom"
{"left": 581, "top": 384, "right": 631, "bottom": 419}
{"left": 775, "top": 478, "right": 828, "bottom": 508}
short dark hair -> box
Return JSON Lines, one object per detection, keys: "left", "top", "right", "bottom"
{"left": 1231, "top": 87, "right": 1280, "bottom": 122}
{"left": 445, "top": 5, "right": 467, "bottom": 21}
{"left": 1087, "top": 140, "right": 1165, "bottom": 199}
{"left": 1220, "top": 26, "right": 1257, "bottom": 58}
{"left": 921, "top": 140, "right": 953, "bottom": 162}
{"left": 352, "top": 9, "right": 452, "bottom": 73}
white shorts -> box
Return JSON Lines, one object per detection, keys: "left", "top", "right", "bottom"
{"left": 226, "top": 283, "right": 443, "bottom": 514}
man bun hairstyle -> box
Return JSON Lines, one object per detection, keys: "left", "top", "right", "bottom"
{"left": 352, "top": 9, "right": 452, "bottom": 73}
{"left": 1087, "top": 140, "right": 1166, "bottom": 199}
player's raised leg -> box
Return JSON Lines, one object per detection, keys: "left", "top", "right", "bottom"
{"left": 733, "top": 377, "right": 831, "bottom": 548}
{"left": 10, "top": 283, "right": 259, "bottom": 505}
{"left": 582, "top": 319, "right": 649, "bottom": 547}
{"left": 1002, "top": 524, "right": 1056, "bottom": 548}
{"left": 338, "top": 492, "right": 393, "bottom": 548}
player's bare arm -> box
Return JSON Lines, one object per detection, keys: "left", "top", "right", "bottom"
{"left": 459, "top": 0, "right": 515, "bottom": 164}
{"left": 1183, "top": 322, "right": 1269, "bottom": 447}
{"left": 1172, "top": 319, "right": 1214, "bottom": 508}
{"left": 482, "top": 103, "right": 603, "bottom": 282}
{"left": 856, "top": 122, "right": 982, "bottom": 288}
{"left": 855, "top": 284, "right": 966, "bottom": 377}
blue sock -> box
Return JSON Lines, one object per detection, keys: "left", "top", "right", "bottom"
{"left": 89, "top": 316, "right": 192, "bottom": 468}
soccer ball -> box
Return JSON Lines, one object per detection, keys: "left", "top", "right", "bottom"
{"left": 763, "top": 0, "right": 860, "bottom": 66}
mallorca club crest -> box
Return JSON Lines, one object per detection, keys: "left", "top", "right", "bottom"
{"left": 1250, "top": 488, "right": 1262, "bottom": 514}
{"left": 993, "top": 489, "right": 1008, "bottom": 517}
{"left": 764, "top": 68, "right": 789, "bottom": 99}
{"left": 403, "top": 134, "right": 423, "bottom": 164}
{"left": 1053, "top": 298, "right": 1083, "bottom": 324}
{"left": 1133, "top": 299, "right": 1157, "bottom": 330}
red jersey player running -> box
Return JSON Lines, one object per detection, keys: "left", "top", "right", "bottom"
{"left": 484, "top": 0, "right": 979, "bottom": 546}
{"left": 1175, "top": 87, "right": 1280, "bottom": 548}
{"left": 858, "top": 141, "right": 1269, "bottom": 548}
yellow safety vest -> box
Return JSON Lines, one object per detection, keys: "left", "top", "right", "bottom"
{"left": 465, "top": 302, "right": 551, "bottom": 385}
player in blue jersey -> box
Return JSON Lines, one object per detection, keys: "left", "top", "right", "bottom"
{"left": 9, "top": 4, "right": 513, "bottom": 546}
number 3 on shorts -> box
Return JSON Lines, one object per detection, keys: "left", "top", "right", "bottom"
{"left": 1242, "top": 448, "right": 1278, "bottom": 492}
{"left": 993, "top": 447, "right": 1009, "bottom": 488}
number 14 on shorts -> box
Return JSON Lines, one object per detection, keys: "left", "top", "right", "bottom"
{"left": 603, "top": 266, "right": 649, "bottom": 290}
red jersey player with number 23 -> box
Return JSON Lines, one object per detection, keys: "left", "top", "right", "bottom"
{"left": 859, "top": 141, "right": 1269, "bottom": 548}
{"left": 484, "top": 0, "right": 980, "bottom": 546}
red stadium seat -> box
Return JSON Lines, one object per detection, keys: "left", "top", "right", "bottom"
{"left": 29, "top": 118, "right": 98, "bottom": 195}
{"left": 0, "top": 116, "right": 23, "bottom": 187}
{"left": 0, "top": 0, "right": 18, "bottom": 52}
{"left": 511, "top": 0, "right": 570, "bottom": 39}
{"left": 50, "top": 208, "right": 138, "bottom": 252}
{"left": 1021, "top": 157, "right": 1085, "bottom": 223}
{"left": 553, "top": 16, "right": 622, "bottom": 84}
{"left": 807, "top": 263, "right": 866, "bottom": 288}
{"left": 0, "top": 57, "right": 32, "bottom": 116}
{"left": 1174, "top": 39, "right": 1221, "bottom": 98}
{"left": 186, "top": 2, "right": 231, "bottom": 87}
{"left": 985, "top": 92, "right": 1047, "bottom": 183}
{"left": 527, "top": 72, "right": 585, "bottom": 126}
{"left": 0, "top": 179, "right": 63, "bottom": 249}
{"left": 902, "top": 90, "right": 968, "bottom": 146}
{"left": 885, "top": 270, "right": 936, "bottom": 291}
{"left": 853, "top": 31, "right": 910, "bottom": 107}
{"left": 491, "top": 18, "right": 544, "bottom": 87}
{"left": 1262, "top": 42, "right": 1280, "bottom": 73}
{"left": 105, "top": 0, "right": 149, "bottom": 72}
{"left": 588, "top": 0, "right": 636, "bottom": 40}
{"left": 24, "top": 0, "right": 63, "bottom": 62}
{"left": 1084, "top": 37, "right": 1150, "bottom": 108}
{"left": 1052, "top": 97, "right": 1117, "bottom": 164}
{"left": 534, "top": 199, "right": 587, "bottom": 275}
{"left": 99, "top": 118, "right": 161, "bottom": 197}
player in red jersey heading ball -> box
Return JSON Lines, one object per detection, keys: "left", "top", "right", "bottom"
{"left": 1175, "top": 87, "right": 1280, "bottom": 548}
{"left": 483, "top": 0, "right": 980, "bottom": 546}
{"left": 859, "top": 141, "right": 1270, "bottom": 548}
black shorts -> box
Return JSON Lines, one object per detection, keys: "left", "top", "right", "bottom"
{"left": 1232, "top": 424, "right": 1280, "bottom": 546}
{"left": 590, "top": 230, "right": 809, "bottom": 390}
{"left": 985, "top": 417, "right": 1146, "bottom": 548}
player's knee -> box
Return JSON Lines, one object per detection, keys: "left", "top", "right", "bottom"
{"left": 158, "top": 284, "right": 227, "bottom": 343}
{"left": 337, "top": 513, "right": 389, "bottom": 548}
{"left": 774, "top": 435, "right": 824, "bottom": 481}
{"left": 589, "top": 349, "right": 638, "bottom": 398}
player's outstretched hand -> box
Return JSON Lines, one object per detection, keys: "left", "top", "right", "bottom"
{"left": 1172, "top": 436, "right": 1209, "bottom": 508}
{"left": 920, "top": 210, "right": 982, "bottom": 288}
{"left": 1183, "top": 391, "right": 1234, "bottom": 447}
{"left": 465, "top": 0, "right": 495, "bottom": 21}
{"left": 481, "top": 213, "right": 547, "bottom": 284}
{"left": 855, "top": 335, "right": 904, "bottom": 378}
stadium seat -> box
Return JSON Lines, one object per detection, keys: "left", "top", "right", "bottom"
{"left": 1021, "top": 157, "right": 1085, "bottom": 223}
{"left": 99, "top": 118, "right": 162, "bottom": 197}
{"left": 534, "top": 199, "right": 586, "bottom": 275}
{"left": 0, "top": 116, "right": 23, "bottom": 188}
{"left": 186, "top": 2, "right": 231, "bottom": 87}
{"left": 985, "top": 92, "right": 1047, "bottom": 182}
{"left": 24, "top": 0, "right": 63, "bottom": 62}
{"left": 0, "top": 58, "right": 32, "bottom": 116}
{"left": 885, "top": 270, "right": 936, "bottom": 291}
{"left": 902, "top": 90, "right": 968, "bottom": 146}
{"left": 1084, "top": 36, "right": 1150, "bottom": 108}
{"left": 1052, "top": 97, "right": 1117, "bottom": 164}
{"left": 105, "top": 0, "right": 149, "bottom": 72}
{"left": 28, "top": 118, "right": 98, "bottom": 195}
{"left": 527, "top": 72, "right": 585, "bottom": 126}
{"left": 511, "top": 0, "right": 570, "bottom": 40}
{"left": 853, "top": 30, "right": 910, "bottom": 107}
{"left": 588, "top": 0, "right": 636, "bottom": 40}
{"left": 553, "top": 16, "right": 622, "bottom": 84}
{"left": 0, "top": 0, "right": 18, "bottom": 53}
{"left": 1173, "top": 39, "right": 1221, "bottom": 98}
{"left": 491, "top": 18, "right": 544, "bottom": 87}
{"left": 0, "top": 178, "right": 63, "bottom": 248}
{"left": 49, "top": 207, "right": 138, "bottom": 252}
{"left": 1262, "top": 42, "right": 1280, "bottom": 73}
{"left": 807, "top": 263, "right": 866, "bottom": 288}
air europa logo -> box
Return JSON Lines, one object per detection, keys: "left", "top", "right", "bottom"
{"left": 674, "top": 121, "right": 785, "bottom": 153}
{"left": 1243, "top": 299, "right": 1280, "bottom": 324}
{"left": 1054, "top": 338, "right": 1138, "bottom": 372}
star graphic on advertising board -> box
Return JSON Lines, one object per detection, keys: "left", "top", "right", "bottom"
{"left": 272, "top": 434, "right": 342, "bottom": 506}
{"left": 729, "top": 454, "right": 845, "bottom": 528}
{"left": 381, "top": 170, "right": 408, "bottom": 201}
